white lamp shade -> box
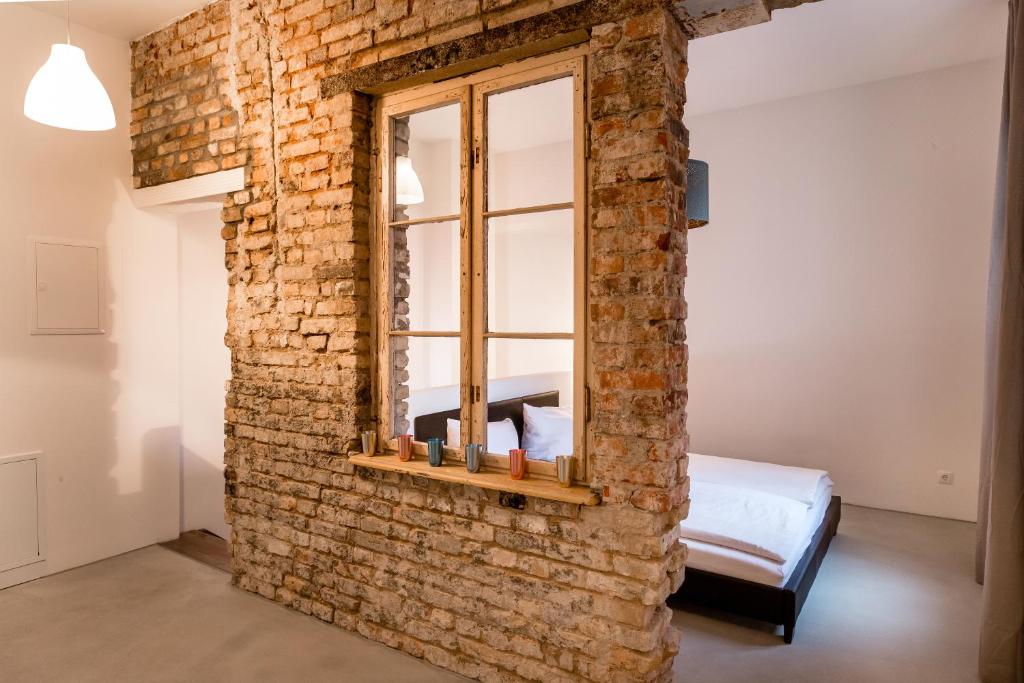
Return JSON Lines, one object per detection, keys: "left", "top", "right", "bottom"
{"left": 24, "top": 44, "right": 116, "bottom": 132}
{"left": 394, "top": 155, "right": 424, "bottom": 205}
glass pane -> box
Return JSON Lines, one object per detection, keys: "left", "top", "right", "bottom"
{"left": 390, "top": 220, "right": 459, "bottom": 332}
{"left": 392, "top": 102, "right": 460, "bottom": 222}
{"left": 391, "top": 336, "right": 460, "bottom": 439}
{"left": 486, "top": 77, "right": 573, "bottom": 211}
{"left": 486, "top": 338, "right": 573, "bottom": 460}
{"left": 487, "top": 210, "right": 573, "bottom": 334}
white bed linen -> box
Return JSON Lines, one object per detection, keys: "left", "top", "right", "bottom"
{"left": 687, "top": 453, "right": 832, "bottom": 507}
{"left": 682, "top": 482, "right": 833, "bottom": 587}
{"left": 680, "top": 481, "right": 811, "bottom": 563}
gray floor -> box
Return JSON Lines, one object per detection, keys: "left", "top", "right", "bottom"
{"left": 0, "top": 545, "right": 464, "bottom": 683}
{"left": 674, "top": 504, "right": 983, "bottom": 683}
{"left": 0, "top": 505, "right": 982, "bottom": 683}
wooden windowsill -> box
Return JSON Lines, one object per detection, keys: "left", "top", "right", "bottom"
{"left": 348, "top": 453, "right": 601, "bottom": 506}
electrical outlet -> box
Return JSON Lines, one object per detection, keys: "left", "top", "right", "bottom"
{"left": 938, "top": 470, "right": 955, "bottom": 485}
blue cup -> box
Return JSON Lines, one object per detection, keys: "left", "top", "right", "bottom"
{"left": 427, "top": 437, "right": 444, "bottom": 467}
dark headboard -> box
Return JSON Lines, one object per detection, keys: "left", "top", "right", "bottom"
{"left": 413, "top": 391, "right": 560, "bottom": 444}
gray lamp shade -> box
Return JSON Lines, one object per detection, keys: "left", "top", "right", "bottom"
{"left": 687, "top": 159, "right": 709, "bottom": 229}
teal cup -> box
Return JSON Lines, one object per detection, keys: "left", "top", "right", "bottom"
{"left": 465, "top": 443, "right": 483, "bottom": 473}
{"left": 427, "top": 437, "right": 444, "bottom": 467}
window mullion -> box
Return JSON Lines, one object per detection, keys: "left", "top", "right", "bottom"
{"left": 469, "top": 83, "right": 487, "bottom": 450}
{"left": 458, "top": 86, "right": 474, "bottom": 452}
{"left": 572, "top": 57, "right": 588, "bottom": 481}
{"left": 377, "top": 108, "right": 396, "bottom": 444}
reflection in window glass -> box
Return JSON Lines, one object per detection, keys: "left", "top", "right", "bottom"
{"left": 486, "top": 77, "right": 573, "bottom": 211}
{"left": 487, "top": 209, "right": 573, "bottom": 334}
{"left": 390, "top": 220, "right": 460, "bottom": 332}
{"left": 486, "top": 338, "right": 573, "bottom": 459}
{"left": 391, "top": 335, "right": 460, "bottom": 438}
{"left": 392, "top": 103, "right": 460, "bottom": 222}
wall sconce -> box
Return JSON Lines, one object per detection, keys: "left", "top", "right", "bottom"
{"left": 687, "top": 159, "right": 709, "bottom": 229}
{"left": 395, "top": 156, "right": 424, "bottom": 206}
{"left": 23, "top": 1, "right": 116, "bottom": 131}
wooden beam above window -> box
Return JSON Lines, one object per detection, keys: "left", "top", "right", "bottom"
{"left": 674, "top": 0, "right": 824, "bottom": 38}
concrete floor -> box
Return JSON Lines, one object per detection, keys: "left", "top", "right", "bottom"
{"left": 674, "top": 504, "right": 983, "bottom": 683}
{"left": 0, "top": 505, "right": 981, "bottom": 683}
{"left": 0, "top": 545, "right": 464, "bottom": 683}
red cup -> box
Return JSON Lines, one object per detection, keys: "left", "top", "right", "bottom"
{"left": 509, "top": 449, "right": 528, "bottom": 480}
{"left": 397, "top": 434, "right": 413, "bottom": 462}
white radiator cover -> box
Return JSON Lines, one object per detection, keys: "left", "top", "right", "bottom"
{"left": 0, "top": 452, "right": 45, "bottom": 580}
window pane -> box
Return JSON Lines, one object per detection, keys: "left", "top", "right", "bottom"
{"left": 392, "top": 103, "right": 460, "bottom": 222}
{"left": 487, "top": 210, "right": 573, "bottom": 334}
{"left": 486, "top": 77, "right": 573, "bottom": 211}
{"left": 391, "top": 335, "right": 460, "bottom": 439}
{"left": 486, "top": 338, "right": 573, "bottom": 460}
{"left": 390, "top": 220, "right": 459, "bottom": 332}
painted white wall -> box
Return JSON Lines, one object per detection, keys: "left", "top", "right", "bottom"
{"left": 178, "top": 210, "right": 230, "bottom": 539}
{"left": 685, "top": 59, "right": 1003, "bottom": 521}
{"left": 0, "top": 6, "right": 181, "bottom": 584}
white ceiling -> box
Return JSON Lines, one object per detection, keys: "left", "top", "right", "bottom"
{"left": 687, "top": 0, "right": 1008, "bottom": 116}
{"left": 30, "top": 0, "right": 210, "bottom": 41}
{"left": 15, "top": 0, "right": 1007, "bottom": 111}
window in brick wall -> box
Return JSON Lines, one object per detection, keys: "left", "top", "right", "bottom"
{"left": 374, "top": 49, "right": 588, "bottom": 482}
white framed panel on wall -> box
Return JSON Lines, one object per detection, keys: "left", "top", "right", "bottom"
{"left": 27, "top": 236, "right": 106, "bottom": 335}
{"left": 0, "top": 451, "right": 46, "bottom": 576}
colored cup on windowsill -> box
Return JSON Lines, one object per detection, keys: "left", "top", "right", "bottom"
{"left": 427, "top": 437, "right": 444, "bottom": 467}
{"left": 397, "top": 434, "right": 413, "bottom": 461}
{"left": 361, "top": 430, "right": 377, "bottom": 456}
{"left": 465, "top": 443, "right": 483, "bottom": 473}
{"left": 556, "top": 455, "right": 574, "bottom": 488}
{"left": 509, "top": 449, "right": 528, "bottom": 480}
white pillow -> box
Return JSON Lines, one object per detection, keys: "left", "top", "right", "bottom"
{"left": 446, "top": 417, "right": 520, "bottom": 455}
{"left": 487, "top": 418, "right": 520, "bottom": 455}
{"left": 522, "top": 404, "right": 573, "bottom": 462}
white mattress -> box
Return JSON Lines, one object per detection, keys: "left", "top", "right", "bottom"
{"left": 687, "top": 453, "right": 831, "bottom": 507}
{"left": 683, "top": 481, "right": 833, "bottom": 587}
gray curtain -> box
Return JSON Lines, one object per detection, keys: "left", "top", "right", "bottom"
{"left": 977, "top": 1, "right": 1024, "bottom": 681}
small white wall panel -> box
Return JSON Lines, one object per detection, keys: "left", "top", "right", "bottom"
{"left": 0, "top": 457, "right": 41, "bottom": 570}
{"left": 29, "top": 238, "right": 105, "bottom": 335}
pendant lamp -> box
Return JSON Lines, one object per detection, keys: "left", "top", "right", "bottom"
{"left": 686, "top": 159, "right": 709, "bottom": 229}
{"left": 23, "top": 1, "right": 116, "bottom": 131}
{"left": 395, "top": 156, "right": 425, "bottom": 205}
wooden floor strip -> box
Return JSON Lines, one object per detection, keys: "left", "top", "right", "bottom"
{"left": 160, "top": 530, "right": 230, "bottom": 573}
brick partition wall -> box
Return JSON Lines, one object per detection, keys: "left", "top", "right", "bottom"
{"left": 131, "top": 1, "right": 691, "bottom": 681}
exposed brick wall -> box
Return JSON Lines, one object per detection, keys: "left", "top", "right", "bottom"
{"left": 131, "top": 2, "right": 690, "bottom": 681}
{"left": 130, "top": 1, "right": 245, "bottom": 188}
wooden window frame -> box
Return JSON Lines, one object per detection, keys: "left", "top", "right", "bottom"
{"left": 371, "top": 47, "right": 589, "bottom": 483}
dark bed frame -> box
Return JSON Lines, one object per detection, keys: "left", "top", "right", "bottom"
{"left": 415, "top": 393, "right": 841, "bottom": 644}
{"left": 672, "top": 495, "right": 842, "bottom": 643}
{"left": 412, "top": 390, "right": 559, "bottom": 444}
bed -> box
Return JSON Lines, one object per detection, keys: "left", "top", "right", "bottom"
{"left": 673, "top": 453, "right": 841, "bottom": 643}
{"left": 413, "top": 394, "right": 840, "bottom": 643}
{"left": 412, "top": 390, "right": 559, "bottom": 445}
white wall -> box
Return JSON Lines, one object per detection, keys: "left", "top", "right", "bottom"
{"left": 178, "top": 210, "right": 230, "bottom": 539}
{"left": 685, "top": 59, "right": 1003, "bottom": 521}
{"left": 0, "top": 6, "right": 181, "bottom": 584}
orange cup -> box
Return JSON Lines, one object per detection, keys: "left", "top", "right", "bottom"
{"left": 509, "top": 449, "right": 528, "bottom": 480}
{"left": 397, "top": 434, "right": 413, "bottom": 462}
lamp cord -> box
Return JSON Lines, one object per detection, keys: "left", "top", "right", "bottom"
{"left": 65, "top": 0, "right": 70, "bottom": 45}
